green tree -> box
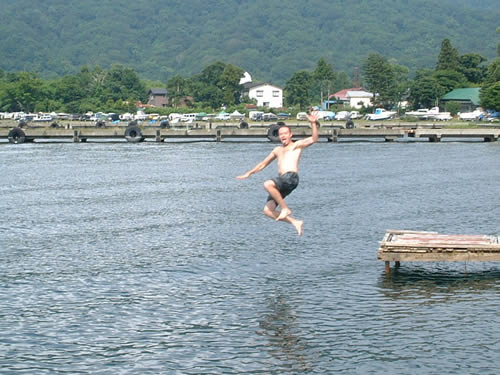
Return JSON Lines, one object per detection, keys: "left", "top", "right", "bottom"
{"left": 190, "top": 61, "right": 243, "bottom": 109}
{"left": 50, "top": 74, "right": 87, "bottom": 113}
{"left": 220, "top": 64, "right": 244, "bottom": 106}
{"left": 409, "top": 69, "right": 444, "bottom": 108}
{"left": 444, "top": 101, "right": 461, "bottom": 115}
{"left": 332, "top": 71, "right": 352, "bottom": 93}
{"left": 198, "top": 61, "right": 227, "bottom": 87}
{"left": 389, "top": 61, "right": 410, "bottom": 112}
{"left": 312, "top": 58, "right": 336, "bottom": 103}
{"left": 436, "top": 38, "right": 460, "bottom": 71}
{"left": 166, "top": 75, "right": 188, "bottom": 108}
{"left": 0, "top": 72, "right": 47, "bottom": 112}
{"left": 362, "top": 53, "right": 394, "bottom": 107}
{"left": 484, "top": 58, "right": 500, "bottom": 83}
{"left": 433, "top": 69, "right": 467, "bottom": 93}
{"left": 480, "top": 81, "right": 500, "bottom": 110}
{"left": 102, "top": 64, "right": 147, "bottom": 102}
{"left": 458, "top": 53, "right": 487, "bottom": 84}
{"left": 497, "top": 26, "right": 500, "bottom": 56}
{"left": 284, "top": 70, "right": 313, "bottom": 109}
{"left": 193, "top": 82, "right": 223, "bottom": 109}
{"left": 480, "top": 50, "right": 500, "bottom": 110}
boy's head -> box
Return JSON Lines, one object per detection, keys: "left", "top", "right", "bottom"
{"left": 278, "top": 122, "right": 293, "bottom": 146}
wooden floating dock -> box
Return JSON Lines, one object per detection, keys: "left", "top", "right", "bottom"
{"left": 378, "top": 230, "right": 500, "bottom": 274}
{"left": 1, "top": 124, "right": 499, "bottom": 143}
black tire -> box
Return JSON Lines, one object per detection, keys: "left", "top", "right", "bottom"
{"left": 125, "top": 125, "right": 144, "bottom": 143}
{"left": 50, "top": 122, "right": 59, "bottom": 128}
{"left": 239, "top": 121, "right": 248, "bottom": 129}
{"left": 96, "top": 120, "right": 105, "bottom": 128}
{"left": 8, "top": 127, "right": 26, "bottom": 144}
{"left": 346, "top": 120, "right": 354, "bottom": 129}
{"left": 160, "top": 120, "right": 169, "bottom": 129}
{"left": 267, "top": 123, "right": 281, "bottom": 143}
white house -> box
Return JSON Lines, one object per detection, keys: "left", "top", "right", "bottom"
{"left": 346, "top": 90, "right": 373, "bottom": 109}
{"left": 242, "top": 82, "right": 283, "bottom": 108}
{"left": 330, "top": 88, "right": 374, "bottom": 109}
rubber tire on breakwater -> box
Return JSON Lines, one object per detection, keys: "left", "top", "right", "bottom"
{"left": 266, "top": 124, "right": 282, "bottom": 143}
{"left": 239, "top": 121, "right": 248, "bottom": 129}
{"left": 124, "top": 125, "right": 144, "bottom": 143}
{"left": 8, "top": 127, "right": 26, "bottom": 144}
{"left": 346, "top": 120, "right": 354, "bottom": 129}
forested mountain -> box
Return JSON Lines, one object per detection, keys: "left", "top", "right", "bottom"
{"left": 1, "top": 0, "right": 499, "bottom": 84}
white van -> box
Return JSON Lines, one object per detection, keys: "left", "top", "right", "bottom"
{"left": 296, "top": 112, "right": 308, "bottom": 120}
{"left": 181, "top": 113, "right": 197, "bottom": 122}
{"left": 249, "top": 111, "right": 264, "bottom": 121}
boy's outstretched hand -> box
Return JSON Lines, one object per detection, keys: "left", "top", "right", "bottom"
{"left": 306, "top": 110, "right": 319, "bottom": 123}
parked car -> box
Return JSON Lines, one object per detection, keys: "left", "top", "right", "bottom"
{"left": 296, "top": 112, "right": 308, "bottom": 120}
{"left": 249, "top": 111, "right": 264, "bottom": 121}
{"left": 181, "top": 113, "right": 197, "bottom": 122}
{"left": 335, "top": 111, "right": 350, "bottom": 121}
{"left": 277, "top": 112, "right": 291, "bottom": 119}
{"left": 215, "top": 113, "right": 231, "bottom": 121}
{"left": 349, "top": 111, "right": 361, "bottom": 119}
{"left": 263, "top": 113, "right": 278, "bottom": 121}
{"left": 317, "top": 111, "right": 335, "bottom": 120}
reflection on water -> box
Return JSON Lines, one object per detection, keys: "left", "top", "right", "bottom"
{"left": 258, "top": 294, "right": 311, "bottom": 372}
{"left": 379, "top": 265, "right": 500, "bottom": 300}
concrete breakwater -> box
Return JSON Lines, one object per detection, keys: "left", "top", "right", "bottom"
{"left": 1, "top": 120, "right": 499, "bottom": 143}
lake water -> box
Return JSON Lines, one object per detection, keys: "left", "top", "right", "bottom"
{"left": 0, "top": 140, "right": 499, "bottom": 374}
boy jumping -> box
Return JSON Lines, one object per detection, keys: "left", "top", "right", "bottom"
{"left": 236, "top": 111, "right": 319, "bottom": 235}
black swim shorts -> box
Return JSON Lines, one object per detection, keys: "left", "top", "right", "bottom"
{"left": 266, "top": 171, "right": 299, "bottom": 203}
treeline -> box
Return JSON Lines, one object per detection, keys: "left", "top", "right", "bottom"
{"left": 0, "top": 65, "right": 147, "bottom": 114}
{"left": 285, "top": 37, "right": 500, "bottom": 113}
{"left": 360, "top": 38, "right": 500, "bottom": 113}
{"left": 1, "top": 38, "right": 499, "bottom": 114}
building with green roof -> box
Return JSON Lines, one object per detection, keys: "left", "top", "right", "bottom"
{"left": 441, "top": 88, "right": 480, "bottom": 112}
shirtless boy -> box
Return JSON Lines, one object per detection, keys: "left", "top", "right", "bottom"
{"left": 236, "top": 111, "right": 319, "bottom": 236}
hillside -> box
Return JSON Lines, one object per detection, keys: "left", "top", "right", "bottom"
{"left": 0, "top": 0, "right": 499, "bottom": 84}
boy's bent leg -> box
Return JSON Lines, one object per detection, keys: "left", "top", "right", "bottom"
{"left": 263, "top": 180, "right": 292, "bottom": 221}
{"left": 264, "top": 201, "right": 303, "bottom": 236}
{"left": 264, "top": 200, "right": 279, "bottom": 219}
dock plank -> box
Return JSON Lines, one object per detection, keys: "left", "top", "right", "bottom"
{"left": 378, "top": 230, "right": 500, "bottom": 266}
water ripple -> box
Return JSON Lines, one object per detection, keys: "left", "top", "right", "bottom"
{"left": 0, "top": 142, "right": 499, "bottom": 374}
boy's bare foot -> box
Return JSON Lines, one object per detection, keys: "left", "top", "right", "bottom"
{"left": 276, "top": 207, "right": 292, "bottom": 221}
{"left": 293, "top": 220, "right": 304, "bottom": 236}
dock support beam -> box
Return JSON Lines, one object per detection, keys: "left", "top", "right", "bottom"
{"left": 155, "top": 130, "right": 164, "bottom": 142}
{"left": 429, "top": 135, "right": 441, "bottom": 142}
{"left": 216, "top": 129, "right": 222, "bottom": 142}
{"left": 384, "top": 261, "right": 401, "bottom": 275}
{"left": 328, "top": 129, "right": 338, "bottom": 142}
{"left": 73, "top": 130, "right": 80, "bottom": 143}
